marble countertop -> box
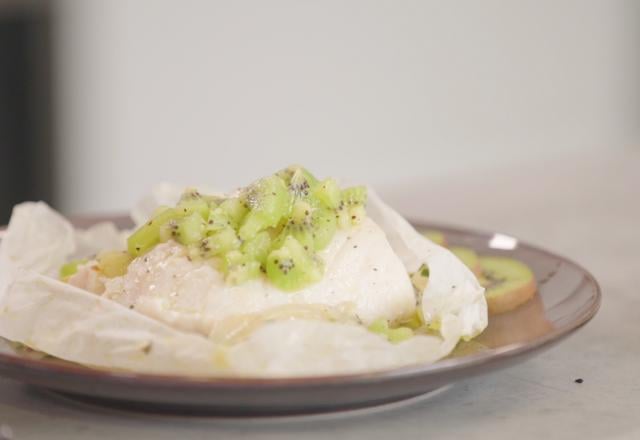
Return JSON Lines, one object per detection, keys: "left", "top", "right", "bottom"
{"left": 1, "top": 149, "right": 638, "bottom": 440}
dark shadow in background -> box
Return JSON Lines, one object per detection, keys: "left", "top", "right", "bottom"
{"left": 0, "top": 2, "right": 53, "bottom": 224}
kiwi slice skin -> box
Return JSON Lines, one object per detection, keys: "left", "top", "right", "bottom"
{"left": 479, "top": 256, "right": 537, "bottom": 315}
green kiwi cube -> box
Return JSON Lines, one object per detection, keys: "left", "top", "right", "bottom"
{"left": 265, "top": 235, "right": 323, "bottom": 291}
{"left": 226, "top": 260, "right": 261, "bottom": 285}
{"left": 128, "top": 207, "right": 182, "bottom": 256}
{"left": 311, "top": 208, "right": 337, "bottom": 250}
{"left": 206, "top": 227, "right": 241, "bottom": 256}
{"left": 239, "top": 175, "right": 291, "bottom": 240}
{"left": 176, "top": 213, "right": 206, "bottom": 245}
{"left": 313, "top": 178, "right": 341, "bottom": 209}
{"left": 277, "top": 165, "right": 318, "bottom": 187}
{"left": 368, "top": 318, "right": 389, "bottom": 335}
{"left": 387, "top": 327, "right": 414, "bottom": 343}
{"left": 241, "top": 231, "right": 272, "bottom": 263}
{"left": 176, "top": 198, "right": 210, "bottom": 220}
{"left": 341, "top": 186, "right": 367, "bottom": 206}
{"left": 289, "top": 167, "right": 318, "bottom": 198}
{"left": 206, "top": 207, "right": 234, "bottom": 233}
{"left": 218, "top": 197, "right": 248, "bottom": 226}
{"left": 349, "top": 205, "right": 367, "bottom": 226}
{"left": 97, "top": 250, "right": 133, "bottom": 278}
{"left": 59, "top": 259, "right": 87, "bottom": 279}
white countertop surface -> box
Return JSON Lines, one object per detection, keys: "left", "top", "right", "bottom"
{"left": 1, "top": 149, "right": 638, "bottom": 440}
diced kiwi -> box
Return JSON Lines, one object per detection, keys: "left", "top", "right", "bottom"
{"left": 218, "top": 198, "right": 248, "bottom": 227}
{"left": 422, "top": 230, "right": 447, "bottom": 246}
{"left": 241, "top": 230, "right": 272, "bottom": 263}
{"left": 239, "top": 175, "right": 291, "bottom": 240}
{"left": 275, "top": 203, "right": 337, "bottom": 252}
{"left": 59, "top": 259, "right": 87, "bottom": 279}
{"left": 205, "top": 207, "right": 234, "bottom": 234}
{"left": 159, "top": 219, "right": 179, "bottom": 242}
{"left": 341, "top": 186, "right": 367, "bottom": 206}
{"left": 126, "top": 165, "right": 369, "bottom": 289}
{"left": 221, "top": 249, "right": 245, "bottom": 269}
{"left": 176, "top": 212, "right": 206, "bottom": 245}
{"left": 310, "top": 208, "right": 337, "bottom": 250}
{"left": 198, "top": 227, "right": 241, "bottom": 258}
{"left": 335, "top": 208, "right": 352, "bottom": 229}
{"left": 277, "top": 165, "right": 318, "bottom": 189}
{"left": 226, "top": 260, "right": 261, "bottom": 285}
{"left": 334, "top": 186, "right": 367, "bottom": 229}
{"left": 176, "top": 198, "right": 209, "bottom": 220}
{"left": 288, "top": 167, "right": 319, "bottom": 200}
{"left": 313, "top": 178, "right": 341, "bottom": 209}
{"left": 179, "top": 187, "right": 202, "bottom": 202}
{"left": 97, "top": 251, "right": 133, "bottom": 278}
{"left": 290, "top": 199, "right": 313, "bottom": 224}
{"left": 450, "top": 246, "right": 482, "bottom": 276}
{"left": 128, "top": 207, "right": 182, "bottom": 256}
{"left": 265, "top": 235, "right": 323, "bottom": 291}
{"left": 273, "top": 200, "right": 314, "bottom": 249}
{"left": 348, "top": 205, "right": 366, "bottom": 226}
{"left": 368, "top": 318, "right": 389, "bottom": 335}
{"left": 367, "top": 318, "right": 414, "bottom": 343}
{"left": 387, "top": 327, "right": 414, "bottom": 343}
{"left": 479, "top": 256, "right": 537, "bottom": 315}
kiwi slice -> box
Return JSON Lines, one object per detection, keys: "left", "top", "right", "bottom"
{"left": 422, "top": 230, "right": 447, "bottom": 246}
{"left": 450, "top": 246, "right": 482, "bottom": 276}
{"left": 479, "top": 256, "right": 537, "bottom": 315}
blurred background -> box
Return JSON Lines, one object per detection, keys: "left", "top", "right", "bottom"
{"left": 0, "top": 0, "right": 638, "bottom": 225}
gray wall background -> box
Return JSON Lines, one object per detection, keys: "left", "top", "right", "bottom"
{"left": 53, "top": 1, "right": 640, "bottom": 214}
